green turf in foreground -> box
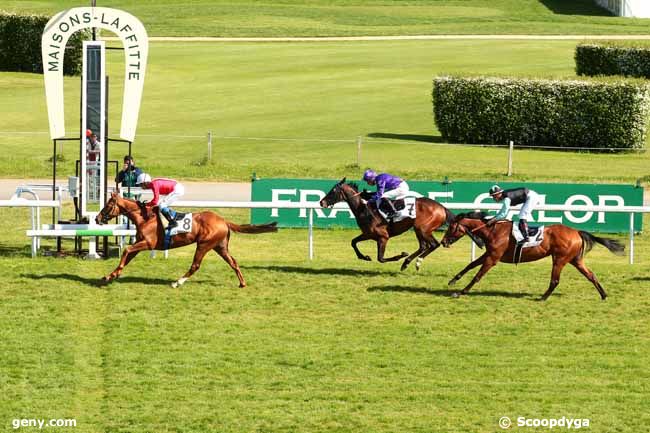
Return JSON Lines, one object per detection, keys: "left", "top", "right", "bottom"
{"left": 1, "top": 207, "right": 649, "bottom": 432}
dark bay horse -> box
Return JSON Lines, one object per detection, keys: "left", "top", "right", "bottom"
{"left": 319, "top": 178, "right": 453, "bottom": 270}
{"left": 96, "top": 192, "right": 277, "bottom": 287}
{"left": 441, "top": 212, "right": 625, "bottom": 300}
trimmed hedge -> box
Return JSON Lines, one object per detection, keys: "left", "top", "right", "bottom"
{"left": 0, "top": 12, "right": 87, "bottom": 75}
{"left": 576, "top": 42, "right": 650, "bottom": 79}
{"left": 433, "top": 76, "right": 650, "bottom": 150}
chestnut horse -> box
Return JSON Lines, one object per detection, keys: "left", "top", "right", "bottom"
{"left": 96, "top": 192, "right": 277, "bottom": 287}
{"left": 319, "top": 178, "right": 454, "bottom": 270}
{"left": 441, "top": 212, "right": 625, "bottom": 300}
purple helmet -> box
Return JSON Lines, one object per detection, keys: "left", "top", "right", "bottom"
{"left": 362, "top": 169, "right": 377, "bottom": 182}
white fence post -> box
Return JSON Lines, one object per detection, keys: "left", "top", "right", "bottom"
{"left": 308, "top": 208, "right": 314, "bottom": 260}
{"left": 471, "top": 241, "right": 476, "bottom": 261}
{"left": 629, "top": 212, "right": 635, "bottom": 265}
{"left": 507, "top": 140, "right": 514, "bottom": 176}
{"left": 207, "top": 130, "right": 212, "bottom": 161}
{"left": 356, "top": 136, "right": 362, "bottom": 167}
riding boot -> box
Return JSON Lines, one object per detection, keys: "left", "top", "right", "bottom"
{"left": 161, "top": 208, "right": 177, "bottom": 229}
{"left": 384, "top": 198, "right": 399, "bottom": 219}
{"left": 518, "top": 219, "right": 530, "bottom": 243}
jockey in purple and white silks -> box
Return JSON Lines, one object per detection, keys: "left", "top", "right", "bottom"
{"left": 362, "top": 169, "right": 410, "bottom": 218}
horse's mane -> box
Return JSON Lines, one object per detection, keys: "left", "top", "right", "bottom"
{"left": 456, "top": 211, "right": 488, "bottom": 221}
{"left": 133, "top": 199, "right": 157, "bottom": 220}
{"left": 345, "top": 182, "right": 359, "bottom": 191}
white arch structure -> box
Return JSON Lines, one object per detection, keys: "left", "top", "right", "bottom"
{"left": 41, "top": 7, "right": 148, "bottom": 141}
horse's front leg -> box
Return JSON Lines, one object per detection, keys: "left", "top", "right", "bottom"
{"left": 448, "top": 253, "right": 487, "bottom": 286}
{"left": 351, "top": 233, "right": 372, "bottom": 261}
{"left": 376, "top": 237, "right": 408, "bottom": 263}
{"left": 102, "top": 240, "right": 150, "bottom": 283}
{"left": 453, "top": 255, "right": 499, "bottom": 297}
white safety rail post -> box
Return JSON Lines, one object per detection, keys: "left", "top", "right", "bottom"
{"left": 471, "top": 241, "right": 476, "bottom": 261}
{"left": 0, "top": 199, "right": 60, "bottom": 257}
{"left": 308, "top": 208, "right": 314, "bottom": 260}
{"left": 629, "top": 212, "right": 635, "bottom": 265}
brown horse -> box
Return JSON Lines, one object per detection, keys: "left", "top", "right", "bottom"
{"left": 441, "top": 212, "right": 625, "bottom": 300}
{"left": 319, "top": 178, "right": 454, "bottom": 270}
{"left": 96, "top": 192, "right": 277, "bottom": 287}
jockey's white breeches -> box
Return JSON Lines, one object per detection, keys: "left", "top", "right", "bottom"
{"left": 381, "top": 181, "right": 410, "bottom": 200}
{"left": 159, "top": 183, "right": 185, "bottom": 209}
{"left": 518, "top": 190, "right": 540, "bottom": 220}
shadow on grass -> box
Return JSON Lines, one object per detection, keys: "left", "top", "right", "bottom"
{"left": 368, "top": 285, "right": 538, "bottom": 299}
{"left": 245, "top": 265, "right": 389, "bottom": 277}
{"left": 539, "top": 0, "right": 612, "bottom": 16}
{"left": 0, "top": 244, "right": 32, "bottom": 258}
{"left": 367, "top": 132, "right": 446, "bottom": 144}
{"left": 21, "top": 273, "right": 172, "bottom": 287}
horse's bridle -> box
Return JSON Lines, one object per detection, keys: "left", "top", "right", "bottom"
{"left": 98, "top": 198, "right": 142, "bottom": 224}
{"left": 98, "top": 199, "right": 119, "bottom": 224}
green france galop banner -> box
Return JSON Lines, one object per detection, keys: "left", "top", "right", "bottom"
{"left": 251, "top": 178, "right": 643, "bottom": 233}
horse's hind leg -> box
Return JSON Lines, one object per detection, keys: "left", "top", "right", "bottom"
{"left": 376, "top": 237, "right": 409, "bottom": 263}
{"left": 401, "top": 231, "right": 429, "bottom": 271}
{"left": 214, "top": 243, "right": 246, "bottom": 288}
{"left": 172, "top": 243, "right": 210, "bottom": 288}
{"left": 570, "top": 256, "right": 607, "bottom": 300}
{"left": 414, "top": 235, "right": 441, "bottom": 271}
{"left": 540, "top": 256, "right": 568, "bottom": 301}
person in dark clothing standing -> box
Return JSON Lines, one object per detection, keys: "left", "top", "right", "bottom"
{"left": 116, "top": 155, "right": 143, "bottom": 187}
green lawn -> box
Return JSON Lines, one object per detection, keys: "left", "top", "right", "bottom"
{"left": 3, "top": 39, "right": 650, "bottom": 184}
{"left": 4, "top": 0, "right": 650, "bottom": 37}
{"left": 1, "top": 206, "right": 649, "bottom": 432}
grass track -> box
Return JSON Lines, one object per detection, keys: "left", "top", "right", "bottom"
{"left": 4, "top": 0, "right": 650, "bottom": 37}
{"left": 3, "top": 39, "right": 650, "bottom": 184}
{"left": 1, "top": 207, "right": 649, "bottom": 432}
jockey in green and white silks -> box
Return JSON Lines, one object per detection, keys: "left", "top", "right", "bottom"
{"left": 489, "top": 185, "right": 540, "bottom": 242}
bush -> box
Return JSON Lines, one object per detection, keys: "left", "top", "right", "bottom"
{"left": 433, "top": 76, "right": 650, "bottom": 150}
{"left": 576, "top": 42, "right": 650, "bottom": 79}
{"left": 0, "top": 12, "right": 87, "bottom": 75}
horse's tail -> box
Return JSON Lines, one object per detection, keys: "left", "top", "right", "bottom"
{"left": 227, "top": 221, "right": 278, "bottom": 234}
{"left": 579, "top": 231, "right": 625, "bottom": 257}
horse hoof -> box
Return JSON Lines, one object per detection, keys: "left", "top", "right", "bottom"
{"left": 362, "top": 255, "right": 371, "bottom": 261}
{"left": 415, "top": 258, "right": 422, "bottom": 271}
{"left": 400, "top": 261, "right": 409, "bottom": 271}
{"left": 448, "top": 279, "right": 457, "bottom": 287}
{"left": 171, "top": 282, "right": 178, "bottom": 289}
{"left": 239, "top": 283, "right": 246, "bottom": 288}
{"left": 451, "top": 292, "right": 461, "bottom": 298}
{"left": 401, "top": 252, "right": 408, "bottom": 257}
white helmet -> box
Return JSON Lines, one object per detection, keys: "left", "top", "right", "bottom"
{"left": 136, "top": 173, "right": 151, "bottom": 185}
